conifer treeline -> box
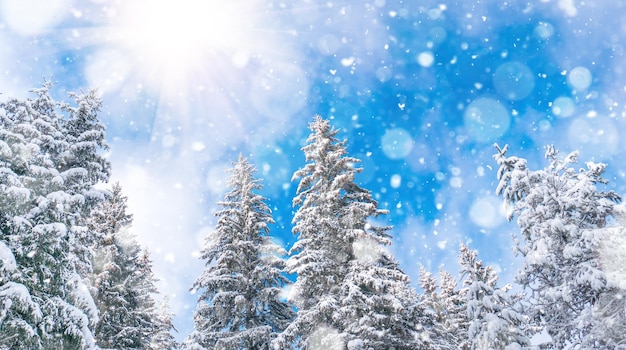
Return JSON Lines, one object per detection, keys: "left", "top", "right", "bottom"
{"left": 2, "top": 85, "right": 625, "bottom": 350}
{"left": 184, "top": 117, "right": 626, "bottom": 349}
{"left": 0, "top": 84, "right": 176, "bottom": 350}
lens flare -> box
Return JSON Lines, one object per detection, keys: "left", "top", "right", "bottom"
{"left": 109, "top": 0, "right": 263, "bottom": 93}
{"left": 91, "top": 0, "right": 304, "bottom": 154}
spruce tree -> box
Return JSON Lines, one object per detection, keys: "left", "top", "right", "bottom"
{"left": 135, "top": 250, "right": 165, "bottom": 347}
{"left": 0, "top": 83, "right": 107, "bottom": 349}
{"left": 150, "top": 296, "right": 179, "bottom": 350}
{"left": 418, "top": 266, "right": 468, "bottom": 350}
{"left": 91, "top": 183, "right": 173, "bottom": 349}
{"left": 458, "top": 243, "right": 530, "bottom": 350}
{"left": 60, "top": 89, "right": 111, "bottom": 279}
{"left": 0, "top": 102, "right": 42, "bottom": 349}
{"left": 184, "top": 155, "right": 293, "bottom": 349}
{"left": 60, "top": 89, "right": 110, "bottom": 191}
{"left": 276, "top": 116, "right": 424, "bottom": 349}
{"left": 494, "top": 144, "right": 623, "bottom": 348}
{"left": 339, "top": 252, "right": 424, "bottom": 349}
{"left": 0, "top": 241, "right": 42, "bottom": 349}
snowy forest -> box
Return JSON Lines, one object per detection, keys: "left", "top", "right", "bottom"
{"left": 1, "top": 85, "right": 625, "bottom": 349}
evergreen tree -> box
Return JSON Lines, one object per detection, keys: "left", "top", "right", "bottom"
{"left": 494, "top": 144, "right": 623, "bottom": 348}
{"left": 0, "top": 83, "right": 108, "bottom": 349}
{"left": 0, "top": 241, "right": 42, "bottom": 349}
{"left": 91, "top": 183, "right": 172, "bottom": 349}
{"left": 418, "top": 266, "right": 468, "bottom": 350}
{"left": 60, "top": 89, "right": 110, "bottom": 191}
{"left": 458, "top": 243, "right": 530, "bottom": 350}
{"left": 276, "top": 116, "right": 423, "bottom": 349}
{"left": 339, "top": 251, "right": 424, "bottom": 349}
{"left": 60, "top": 89, "right": 111, "bottom": 279}
{"left": 184, "top": 155, "right": 293, "bottom": 349}
{"left": 135, "top": 250, "right": 165, "bottom": 346}
{"left": 586, "top": 208, "right": 626, "bottom": 348}
{"left": 150, "top": 295, "right": 179, "bottom": 350}
{"left": 0, "top": 102, "right": 42, "bottom": 349}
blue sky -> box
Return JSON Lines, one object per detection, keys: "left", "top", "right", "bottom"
{"left": 2, "top": 0, "right": 626, "bottom": 340}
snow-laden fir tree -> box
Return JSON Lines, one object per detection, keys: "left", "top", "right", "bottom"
{"left": 586, "top": 204, "right": 626, "bottom": 348}
{"left": 0, "top": 241, "right": 41, "bottom": 349}
{"left": 151, "top": 295, "right": 179, "bottom": 350}
{"left": 458, "top": 243, "right": 530, "bottom": 350}
{"left": 0, "top": 83, "right": 109, "bottom": 349}
{"left": 184, "top": 155, "right": 294, "bottom": 350}
{"left": 59, "top": 89, "right": 111, "bottom": 278}
{"left": 90, "top": 182, "right": 176, "bottom": 350}
{"left": 338, "top": 248, "right": 425, "bottom": 349}
{"left": 0, "top": 104, "right": 42, "bottom": 349}
{"left": 275, "top": 116, "right": 424, "bottom": 349}
{"left": 494, "top": 144, "right": 623, "bottom": 348}
{"left": 60, "top": 89, "right": 110, "bottom": 190}
{"left": 418, "top": 266, "right": 468, "bottom": 350}
{"left": 136, "top": 250, "right": 173, "bottom": 350}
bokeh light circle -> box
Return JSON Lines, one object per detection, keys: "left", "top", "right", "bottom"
{"left": 317, "top": 34, "right": 340, "bottom": 56}
{"left": 381, "top": 128, "right": 414, "bottom": 160}
{"left": 463, "top": 98, "right": 511, "bottom": 143}
{"left": 493, "top": 61, "right": 535, "bottom": 101}
{"left": 567, "top": 116, "right": 619, "bottom": 159}
{"left": 469, "top": 196, "right": 506, "bottom": 229}
{"left": 552, "top": 96, "right": 576, "bottom": 118}
{"left": 417, "top": 51, "right": 435, "bottom": 67}
{"left": 249, "top": 63, "right": 309, "bottom": 121}
{"left": 534, "top": 22, "right": 555, "bottom": 40}
{"left": 567, "top": 66, "right": 592, "bottom": 91}
{"left": 0, "top": 0, "right": 69, "bottom": 36}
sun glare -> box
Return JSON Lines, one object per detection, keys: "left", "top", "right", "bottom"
{"left": 96, "top": 0, "right": 303, "bottom": 148}
{"left": 113, "top": 0, "right": 258, "bottom": 90}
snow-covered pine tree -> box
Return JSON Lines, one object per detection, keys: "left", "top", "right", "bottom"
{"left": 0, "top": 241, "right": 42, "bottom": 349}
{"left": 339, "top": 250, "right": 425, "bottom": 349}
{"left": 494, "top": 144, "right": 623, "bottom": 348}
{"left": 418, "top": 267, "right": 440, "bottom": 348}
{"left": 337, "top": 192, "right": 425, "bottom": 349}
{"left": 458, "top": 243, "right": 530, "bottom": 350}
{"left": 418, "top": 266, "right": 468, "bottom": 350}
{"left": 60, "top": 89, "right": 111, "bottom": 279}
{"left": 275, "top": 116, "right": 424, "bottom": 349}
{"left": 150, "top": 295, "right": 179, "bottom": 350}
{"left": 136, "top": 250, "right": 167, "bottom": 348}
{"left": 0, "top": 105, "right": 42, "bottom": 349}
{"left": 60, "top": 89, "right": 110, "bottom": 191}
{"left": 184, "top": 155, "right": 293, "bottom": 350}
{"left": 0, "top": 83, "right": 108, "bottom": 349}
{"left": 90, "top": 183, "right": 173, "bottom": 350}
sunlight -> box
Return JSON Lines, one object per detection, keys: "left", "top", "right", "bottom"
{"left": 93, "top": 0, "right": 305, "bottom": 156}
{"left": 112, "top": 0, "right": 259, "bottom": 92}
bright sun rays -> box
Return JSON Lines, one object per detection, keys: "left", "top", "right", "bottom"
{"left": 83, "top": 0, "right": 309, "bottom": 153}
{"left": 0, "top": 0, "right": 309, "bottom": 154}
{"left": 110, "top": 0, "right": 261, "bottom": 96}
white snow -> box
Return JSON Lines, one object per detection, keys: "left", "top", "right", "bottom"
{"left": 6, "top": 185, "right": 30, "bottom": 202}
{"left": 0, "top": 281, "right": 42, "bottom": 319}
{"left": 0, "top": 241, "right": 16, "bottom": 272}
{"left": 599, "top": 227, "right": 626, "bottom": 290}
{"left": 352, "top": 236, "right": 386, "bottom": 264}
{"left": 308, "top": 324, "right": 344, "bottom": 350}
